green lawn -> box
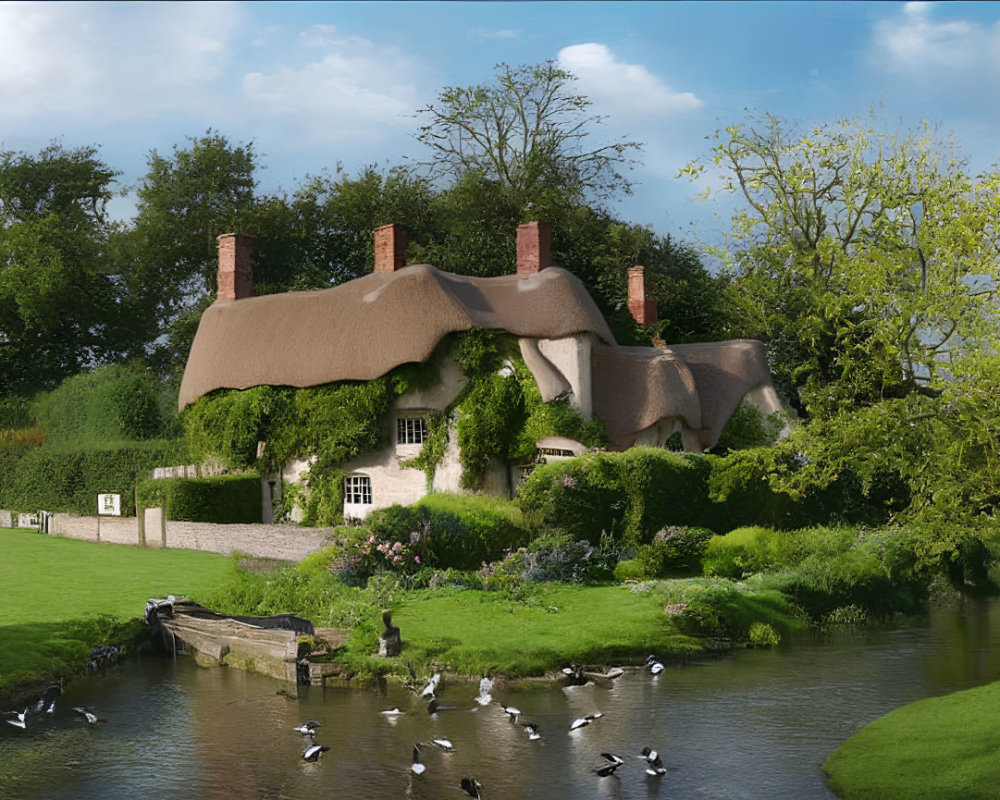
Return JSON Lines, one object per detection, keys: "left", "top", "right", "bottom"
{"left": 824, "top": 681, "right": 1000, "bottom": 800}
{"left": 0, "top": 527, "right": 232, "bottom": 702}
{"left": 389, "top": 583, "right": 704, "bottom": 677}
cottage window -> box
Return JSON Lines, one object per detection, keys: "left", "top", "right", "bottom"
{"left": 344, "top": 475, "right": 372, "bottom": 505}
{"left": 396, "top": 417, "right": 427, "bottom": 445}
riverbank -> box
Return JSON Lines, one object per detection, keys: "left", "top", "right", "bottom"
{"left": 823, "top": 679, "right": 1000, "bottom": 800}
{"left": 0, "top": 527, "right": 232, "bottom": 707}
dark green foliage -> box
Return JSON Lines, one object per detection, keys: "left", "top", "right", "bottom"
{"left": 457, "top": 373, "right": 525, "bottom": 489}
{"left": 136, "top": 474, "right": 262, "bottom": 524}
{"left": 636, "top": 526, "right": 715, "bottom": 577}
{"left": 711, "top": 402, "right": 785, "bottom": 454}
{"left": 415, "top": 494, "right": 531, "bottom": 571}
{"left": 33, "top": 364, "right": 165, "bottom": 448}
{"left": 0, "top": 441, "right": 183, "bottom": 515}
{"left": 0, "top": 396, "right": 34, "bottom": 430}
{"left": 516, "top": 448, "right": 716, "bottom": 545}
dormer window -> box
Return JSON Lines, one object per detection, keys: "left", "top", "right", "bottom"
{"left": 397, "top": 417, "right": 427, "bottom": 445}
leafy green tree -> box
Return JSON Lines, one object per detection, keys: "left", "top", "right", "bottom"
{"left": 682, "top": 111, "right": 1000, "bottom": 418}
{"left": 0, "top": 143, "right": 125, "bottom": 397}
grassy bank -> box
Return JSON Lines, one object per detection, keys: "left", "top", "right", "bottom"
{"left": 823, "top": 680, "right": 1000, "bottom": 800}
{"left": 0, "top": 527, "right": 232, "bottom": 705}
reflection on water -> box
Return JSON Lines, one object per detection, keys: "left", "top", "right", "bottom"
{"left": 2, "top": 597, "right": 1000, "bottom": 800}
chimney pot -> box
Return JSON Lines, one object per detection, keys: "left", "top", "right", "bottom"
{"left": 627, "top": 265, "right": 657, "bottom": 325}
{"left": 374, "top": 223, "right": 407, "bottom": 272}
{"left": 517, "top": 220, "right": 552, "bottom": 277}
{"left": 217, "top": 233, "right": 254, "bottom": 301}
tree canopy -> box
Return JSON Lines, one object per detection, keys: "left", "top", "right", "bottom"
{"left": 414, "top": 60, "right": 642, "bottom": 211}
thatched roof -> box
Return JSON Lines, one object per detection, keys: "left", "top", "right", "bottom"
{"left": 179, "top": 264, "right": 775, "bottom": 451}
{"left": 179, "top": 264, "right": 615, "bottom": 410}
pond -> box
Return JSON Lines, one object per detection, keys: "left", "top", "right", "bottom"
{"left": 3, "top": 597, "right": 1000, "bottom": 800}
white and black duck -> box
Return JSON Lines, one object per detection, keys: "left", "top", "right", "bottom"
{"left": 410, "top": 744, "right": 426, "bottom": 775}
{"left": 594, "top": 752, "right": 625, "bottom": 777}
{"left": 302, "top": 743, "right": 329, "bottom": 762}
{"left": 641, "top": 746, "right": 668, "bottom": 776}
{"left": 3, "top": 708, "right": 27, "bottom": 729}
{"left": 569, "top": 712, "right": 603, "bottom": 730}
{"left": 460, "top": 776, "right": 483, "bottom": 798}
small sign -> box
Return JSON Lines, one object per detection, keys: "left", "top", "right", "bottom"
{"left": 98, "top": 494, "right": 121, "bottom": 516}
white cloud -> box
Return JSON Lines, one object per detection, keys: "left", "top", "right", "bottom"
{"left": 470, "top": 27, "right": 521, "bottom": 40}
{"left": 557, "top": 43, "right": 703, "bottom": 116}
{"left": 872, "top": 2, "right": 1000, "bottom": 73}
{"left": 241, "top": 24, "right": 424, "bottom": 143}
{"left": 0, "top": 2, "right": 240, "bottom": 122}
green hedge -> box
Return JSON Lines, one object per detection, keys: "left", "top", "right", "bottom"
{"left": 0, "top": 440, "right": 183, "bottom": 515}
{"left": 136, "top": 474, "right": 262, "bottom": 524}
{"left": 515, "top": 447, "right": 896, "bottom": 545}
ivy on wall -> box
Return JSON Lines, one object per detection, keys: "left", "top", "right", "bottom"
{"left": 179, "top": 329, "right": 608, "bottom": 524}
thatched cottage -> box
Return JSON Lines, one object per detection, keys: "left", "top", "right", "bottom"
{"left": 179, "top": 222, "right": 784, "bottom": 521}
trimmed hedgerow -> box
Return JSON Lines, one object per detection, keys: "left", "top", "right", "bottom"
{"left": 0, "top": 440, "right": 184, "bottom": 515}
{"left": 136, "top": 474, "right": 262, "bottom": 524}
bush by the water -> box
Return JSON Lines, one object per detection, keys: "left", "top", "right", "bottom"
{"left": 136, "top": 474, "right": 263, "bottom": 524}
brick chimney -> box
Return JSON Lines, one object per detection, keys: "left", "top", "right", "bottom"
{"left": 627, "top": 266, "right": 657, "bottom": 325}
{"left": 217, "top": 233, "right": 254, "bottom": 302}
{"left": 374, "top": 223, "right": 407, "bottom": 272}
{"left": 517, "top": 220, "right": 552, "bottom": 277}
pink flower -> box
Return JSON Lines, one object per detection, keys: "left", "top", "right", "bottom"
{"left": 392, "top": 555, "right": 403, "bottom": 565}
{"left": 392, "top": 541, "right": 403, "bottom": 553}
{"left": 414, "top": 555, "right": 421, "bottom": 564}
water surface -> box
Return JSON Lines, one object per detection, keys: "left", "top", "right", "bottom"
{"left": 3, "top": 597, "right": 999, "bottom": 799}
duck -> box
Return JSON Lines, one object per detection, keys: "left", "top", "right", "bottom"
{"left": 475, "top": 677, "right": 493, "bottom": 706}
{"left": 431, "top": 738, "right": 454, "bottom": 751}
{"left": 460, "top": 776, "right": 483, "bottom": 798}
{"left": 72, "top": 706, "right": 103, "bottom": 725}
{"left": 427, "top": 697, "right": 457, "bottom": 715}
{"left": 646, "top": 654, "right": 665, "bottom": 675}
{"left": 594, "top": 752, "right": 625, "bottom": 777}
{"left": 293, "top": 720, "right": 322, "bottom": 736}
{"left": 500, "top": 704, "right": 521, "bottom": 722}
{"left": 641, "top": 746, "right": 668, "bottom": 776}
{"left": 4, "top": 708, "right": 28, "bottom": 729}
{"left": 420, "top": 673, "right": 441, "bottom": 698}
{"left": 380, "top": 707, "right": 404, "bottom": 716}
{"left": 569, "top": 712, "right": 603, "bottom": 730}
{"left": 302, "top": 743, "right": 329, "bottom": 762}
{"left": 410, "top": 744, "right": 426, "bottom": 775}
{"left": 522, "top": 722, "right": 542, "bottom": 741}
{"left": 36, "top": 685, "right": 60, "bottom": 715}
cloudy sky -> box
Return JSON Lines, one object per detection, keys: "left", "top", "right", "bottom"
{"left": 2, "top": 1, "right": 999, "bottom": 243}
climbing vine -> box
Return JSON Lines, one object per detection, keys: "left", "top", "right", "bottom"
{"left": 180, "top": 329, "right": 608, "bottom": 521}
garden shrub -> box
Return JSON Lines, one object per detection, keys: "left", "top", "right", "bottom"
{"left": 490, "top": 531, "right": 618, "bottom": 584}
{"left": 636, "top": 526, "right": 714, "bottom": 577}
{"left": 702, "top": 526, "right": 817, "bottom": 578}
{"left": 136, "top": 474, "right": 262, "bottom": 524}
{"left": 515, "top": 448, "right": 719, "bottom": 545}
{"left": 416, "top": 493, "right": 531, "bottom": 570}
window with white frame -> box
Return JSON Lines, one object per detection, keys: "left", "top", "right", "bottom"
{"left": 343, "top": 474, "right": 372, "bottom": 505}
{"left": 396, "top": 417, "right": 427, "bottom": 445}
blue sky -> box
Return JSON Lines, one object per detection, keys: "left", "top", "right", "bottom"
{"left": 2, "top": 1, "right": 999, "bottom": 244}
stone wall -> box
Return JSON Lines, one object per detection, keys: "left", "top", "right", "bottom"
{"left": 2, "top": 509, "right": 333, "bottom": 562}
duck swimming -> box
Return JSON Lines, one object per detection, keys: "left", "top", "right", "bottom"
{"left": 641, "top": 746, "right": 667, "bottom": 776}
{"left": 646, "top": 655, "right": 665, "bottom": 675}
{"left": 569, "top": 712, "right": 603, "bottom": 730}
{"left": 460, "top": 776, "right": 482, "bottom": 798}
{"left": 4, "top": 709, "right": 27, "bottom": 729}
{"left": 410, "top": 744, "right": 426, "bottom": 775}
{"left": 302, "top": 743, "right": 329, "bottom": 762}
{"left": 594, "top": 752, "right": 625, "bottom": 777}
{"left": 293, "top": 720, "right": 322, "bottom": 736}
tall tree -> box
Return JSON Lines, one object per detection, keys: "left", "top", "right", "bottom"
{"left": 0, "top": 143, "right": 124, "bottom": 397}
{"left": 117, "top": 131, "right": 260, "bottom": 378}
{"left": 682, "top": 111, "right": 1000, "bottom": 417}
{"left": 414, "top": 61, "right": 642, "bottom": 211}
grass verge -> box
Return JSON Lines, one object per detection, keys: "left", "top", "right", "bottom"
{"left": 823, "top": 681, "right": 1000, "bottom": 800}
{"left": 0, "top": 527, "right": 232, "bottom": 704}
